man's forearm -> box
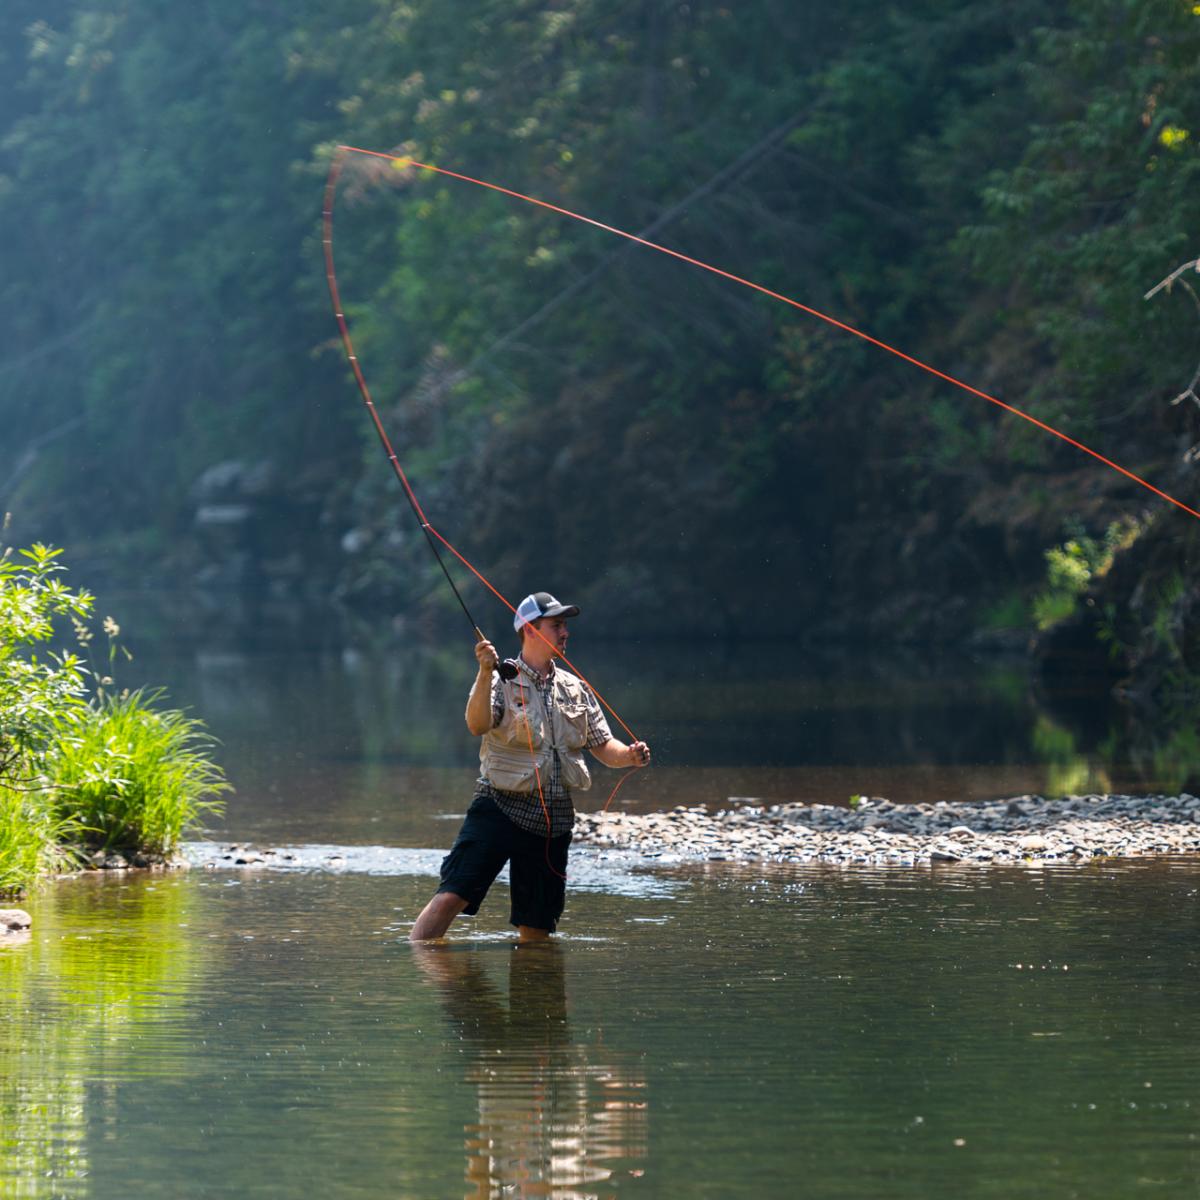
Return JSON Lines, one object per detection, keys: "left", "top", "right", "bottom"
{"left": 591, "top": 738, "right": 648, "bottom": 768}
{"left": 465, "top": 669, "right": 495, "bottom": 735}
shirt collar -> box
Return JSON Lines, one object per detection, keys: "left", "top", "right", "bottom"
{"left": 516, "top": 654, "right": 555, "bottom": 686}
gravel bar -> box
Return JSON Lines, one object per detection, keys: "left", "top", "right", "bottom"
{"left": 573, "top": 794, "right": 1200, "bottom": 866}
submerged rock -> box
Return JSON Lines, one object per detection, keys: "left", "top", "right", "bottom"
{"left": 0, "top": 909, "right": 32, "bottom": 935}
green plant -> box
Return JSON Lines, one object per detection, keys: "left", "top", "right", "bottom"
{"left": 978, "top": 589, "right": 1028, "bottom": 631}
{"left": 1032, "top": 518, "right": 1143, "bottom": 631}
{"left": 49, "top": 689, "right": 229, "bottom": 856}
{"left": 0, "top": 784, "right": 78, "bottom": 897}
{"left": 1149, "top": 572, "right": 1186, "bottom": 655}
{"left": 0, "top": 540, "right": 92, "bottom": 785}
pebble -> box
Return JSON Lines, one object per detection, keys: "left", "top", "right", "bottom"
{"left": 573, "top": 794, "right": 1200, "bottom": 868}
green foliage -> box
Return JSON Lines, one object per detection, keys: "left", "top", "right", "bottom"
{"left": 0, "top": 783, "right": 78, "bottom": 897}
{"left": 0, "top": 539, "right": 92, "bottom": 782}
{"left": 978, "top": 589, "right": 1028, "bottom": 631}
{"left": 0, "top": 538, "right": 227, "bottom": 887}
{"left": 1149, "top": 571, "right": 1187, "bottom": 654}
{"left": 1033, "top": 518, "right": 1143, "bottom": 631}
{"left": 955, "top": 0, "right": 1200, "bottom": 432}
{"left": 1, "top": 0, "right": 1198, "bottom": 651}
{"left": 49, "top": 689, "right": 228, "bottom": 856}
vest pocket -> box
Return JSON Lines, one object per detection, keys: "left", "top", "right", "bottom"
{"left": 554, "top": 702, "right": 588, "bottom": 750}
{"left": 483, "top": 743, "right": 544, "bottom": 793}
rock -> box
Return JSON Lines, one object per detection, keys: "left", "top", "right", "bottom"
{"left": 947, "top": 825, "right": 975, "bottom": 840}
{"left": 930, "top": 846, "right": 963, "bottom": 862}
{"left": 103, "top": 853, "right": 129, "bottom": 870}
{"left": 0, "top": 909, "right": 32, "bottom": 934}
{"left": 1018, "top": 835, "right": 1048, "bottom": 854}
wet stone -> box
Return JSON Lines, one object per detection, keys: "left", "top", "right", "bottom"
{"left": 0, "top": 909, "right": 32, "bottom": 935}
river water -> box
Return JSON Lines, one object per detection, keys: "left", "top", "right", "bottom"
{"left": 2, "top": 632, "right": 1198, "bottom": 1197}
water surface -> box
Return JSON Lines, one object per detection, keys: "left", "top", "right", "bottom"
{"left": 5, "top": 623, "right": 1199, "bottom": 1197}
{"left": 3, "top": 859, "right": 1197, "bottom": 1197}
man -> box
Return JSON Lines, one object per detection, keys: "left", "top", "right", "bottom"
{"left": 410, "top": 592, "right": 651, "bottom": 941}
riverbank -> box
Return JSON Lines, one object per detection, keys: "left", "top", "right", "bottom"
{"left": 574, "top": 794, "right": 1200, "bottom": 866}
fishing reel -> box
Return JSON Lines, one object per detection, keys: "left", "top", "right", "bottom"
{"left": 497, "top": 658, "right": 519, "bottom": 681}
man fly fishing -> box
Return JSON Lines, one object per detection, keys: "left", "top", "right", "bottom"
{"left": 410, "top": 592, "right": 651, "bottom": 941}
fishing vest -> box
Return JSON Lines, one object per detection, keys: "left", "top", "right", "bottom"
{"left": 478, "top": 665, "right": 593, "bottom": 794}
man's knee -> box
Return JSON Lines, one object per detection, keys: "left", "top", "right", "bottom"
{"left": 410, "top": 890, "right": 469, "bottom": 941}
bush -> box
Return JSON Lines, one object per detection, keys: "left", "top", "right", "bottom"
{"left": 0, "top": 784, "right": 78, "bottom": 897}
{"left": 1032, "top": 518, "right": 1143, "bottom": 632}
{"left": 0, "top": 541, "right": 91, "bottom": 784}
{"left": 49, "top": 690, "right": 228, "bottom": 857}
{"left": 0, "top": 535, "right": 229, "bottom": 888}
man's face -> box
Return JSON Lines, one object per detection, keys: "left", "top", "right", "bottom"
{"left": 527, "top": 615, "right": 570, "bottom": 657}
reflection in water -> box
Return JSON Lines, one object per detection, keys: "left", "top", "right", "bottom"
{"left": 1032, "top": 714, "right": 1114, "bottom": 799}
{"left": 113, "top": 632, "right": 1200, "bottom": 853}
{"left": 415, "top": 945, "right": 647, "bottom": 1199}
{"left": 1, "top": 864, "right": 1198, "bottom": 1197}
{"left": 0, "top": 879, "right": 208, "bottom": 1200}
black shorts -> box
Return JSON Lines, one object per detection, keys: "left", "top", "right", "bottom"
{"left": 437, "top": 793, "right": 572, "bottom": 931}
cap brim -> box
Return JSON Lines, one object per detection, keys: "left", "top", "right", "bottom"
{"left": 541, "top": 603, "right": 580, "bottom": 619}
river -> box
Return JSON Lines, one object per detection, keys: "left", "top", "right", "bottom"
{"left": 1, "top": 625, "right": 1197, "bottom": 1197}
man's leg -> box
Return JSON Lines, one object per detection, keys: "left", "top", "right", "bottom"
{"left": 509, "top": 828, "right": 571, "bottom": 939}
{"left": 410, "top": 794, "right": 511, "bottom": 942}
{"left": 410, "top": 891, "right": 469, "bottom": 941}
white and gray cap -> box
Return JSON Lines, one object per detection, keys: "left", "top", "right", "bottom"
{"left": 513, "top": 591, "right": 581, "bottom": 632}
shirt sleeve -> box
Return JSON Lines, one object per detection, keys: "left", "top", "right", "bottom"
{"left": 582, "top": 685, "right": 612, "bottom": 749}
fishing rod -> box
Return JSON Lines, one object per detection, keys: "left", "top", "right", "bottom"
{"left": 324, "top": 147, "right": 649, "bottom": 840}
{"left": 322, "top": 153, "right": 519, "bottom": 683}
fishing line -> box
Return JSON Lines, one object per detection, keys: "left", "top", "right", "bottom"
{"left": 514, "top": 680, "right": 566, "bottom": 881}
{"left": 323, "top": 148, "right": 646, "bottom": 837}
{"left": 337, "top": 142, "right": 1200, "bottom": 524}
{"left": 323, "top": 156, "right": 518, "bottom": 683}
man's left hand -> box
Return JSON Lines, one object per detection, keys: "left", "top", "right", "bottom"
{"left": 628, "top": 741, "right": 651, "bottom": 767}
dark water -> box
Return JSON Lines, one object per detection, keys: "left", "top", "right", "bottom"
{"left": 3, "top": 628, "right": 1199, "bottom": 1197}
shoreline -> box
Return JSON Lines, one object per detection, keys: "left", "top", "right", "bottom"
{"left": 574, "top": 793, "right": 1200, "bottom": 866}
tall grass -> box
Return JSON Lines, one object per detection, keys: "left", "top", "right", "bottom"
{"left": 49, "top": 690, "right": 229, "bottom": 856}
{"left": 0, "top": 784, "right": 78, "bottom": 897}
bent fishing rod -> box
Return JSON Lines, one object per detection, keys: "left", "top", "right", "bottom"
{"left": 322, "top": 153, "right": 520, "bottom": 683}
{"left": 323, "top": 148, "right": 649, "bottom": 827}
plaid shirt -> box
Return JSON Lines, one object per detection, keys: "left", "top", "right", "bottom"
{"left": 478, "top": 656, "right": 611, "bottom": 837}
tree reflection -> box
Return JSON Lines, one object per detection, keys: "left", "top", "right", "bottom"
{"left": 414, "top": 944, "right": 647, "bottom": 1199}
{"left": 0, "top": 878, "right": 205, "bottom": 1199}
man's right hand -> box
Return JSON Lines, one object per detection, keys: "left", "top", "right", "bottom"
{"left": 475, "top": 636, "right": 499, "bottom": 673}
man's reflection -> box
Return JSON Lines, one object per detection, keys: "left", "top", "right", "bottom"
{"left": 413, "top": 943, "right": 647, "bottom": 1198}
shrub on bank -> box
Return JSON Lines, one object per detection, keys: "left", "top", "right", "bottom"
{"left": 50, "top": 690, "right": 228, "bottom": 857}
{"left": 0, "top": 537, "right": 226, "bottom": 895}
{"left": 0, "top": 784, "right": 78, "bottom": 897}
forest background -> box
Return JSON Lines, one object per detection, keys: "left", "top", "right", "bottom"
{"left": 3, "top": 0, "right": 1200, "bottom": 718}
